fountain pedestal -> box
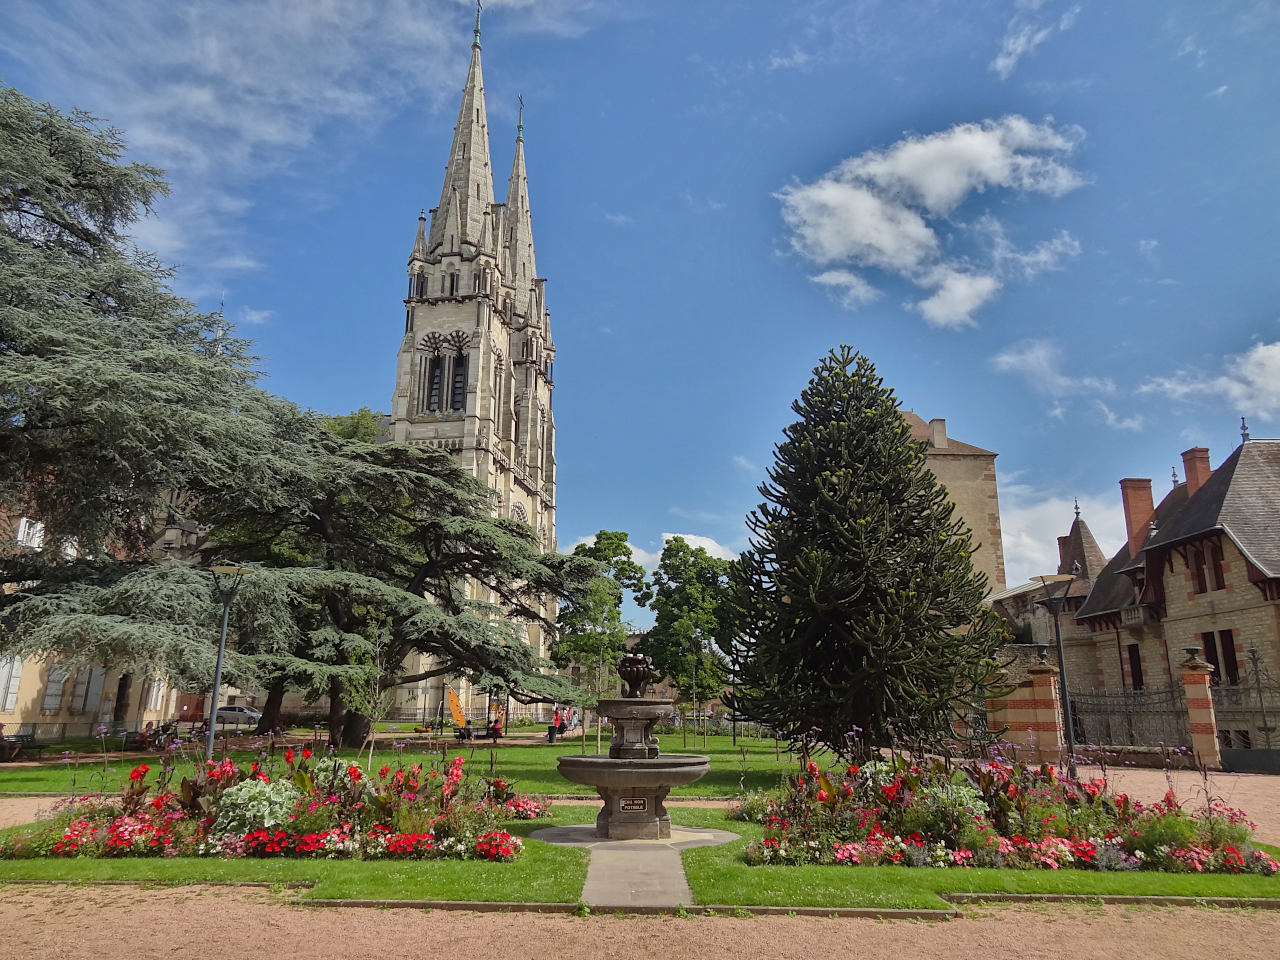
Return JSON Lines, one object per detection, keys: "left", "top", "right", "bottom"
{"left": 557, "top": 692, "right": 709, "bottom": 840}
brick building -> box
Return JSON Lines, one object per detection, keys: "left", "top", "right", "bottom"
{"left": 1069, "top": 438, "right": 1280, "bottom": 759}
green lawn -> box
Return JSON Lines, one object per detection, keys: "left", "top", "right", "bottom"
{"left": 0, "top": 806, "right": 593, "bottom": 903}
{"left": 0, "top": 733, "right": 800, "bottom": 797}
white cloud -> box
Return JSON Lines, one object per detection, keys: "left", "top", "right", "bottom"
{"left": 913, "top": 269, "right": 1000, "bottom": 328}
{"left": 1139, "top": 341, "right": 1280, "bottom": 420}
{"left": 1137, "top": 238, "right": 1159, "bottom": 261}
{"left": 1177, "top": 35, "right": 1207, "bottom": 68}
{"left": 0, "top": 0, "right": 600, "bottom": 289}
{"left": 603, "top": 211, "right": 634, "bottom": 226}
{"left": 779, "top": 115, "right": 1086, "bottom": 327}
{"left": 1206, "top": 85, "right": 1229, "bottom": 98}
{"left": 566, "top": 533, "right": 662, "bottom": 569}
{"left": 998, "top": 480, "right": 1126, "bottom": 588}
{"left": 731, "top": 456, "right": 758, "bottom": 472}
{"left": 239, "top": 306, "right": 274, "bottom": 326}
{"left": 768, "top": 47, "right": 810, "bottom": 70}
{"left": 1096, "top": 401, "right": 1143, "bottom": 432}
{"left": 985, "top": 221, "right": 1081, "bottom": 279}
{"left": 991, "top": 339, "right": 1114, "bottom": 396}
{"left": 811, "top": 269, "right": 881, "bottom": 308}
{"left": 990, "top": 1, "right": 1083, "bottom": 81}
{"left": 660, "top": 532, "right": 738, "bottom": 562}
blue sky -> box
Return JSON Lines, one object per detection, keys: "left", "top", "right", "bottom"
{"left": 4, "top": 0, "right": 1278, "bottom": 623}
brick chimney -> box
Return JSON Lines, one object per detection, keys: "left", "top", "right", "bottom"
{"left": 1119, "top": 478, "right": 1155, "bottom": 559}
{"left": 1057, "top": 535, "right": 1071, "bottom": 570}
{"left": 929, "top": 418, "right": 947, "bottom": 449}
{"left": 1181, "top": 447, "right": 1211, "bottom": 498}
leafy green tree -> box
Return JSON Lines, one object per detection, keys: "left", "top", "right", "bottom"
{"left": 636, "top": 536, "right": 729, "bottom": 745}
{"left": 323, "top": 407, "right": 383, "bottom": 443}
{"left": 721, "top": 347, "right": 1009, "bottom": 758}
{"left": 0, "top": 85, "right": 302, "bottom": 566}
{"left": 550, "top": 530, "right": 648, "bottom": 752}
{"left": 0, "top": 86, "right": 597, "bottom": 746}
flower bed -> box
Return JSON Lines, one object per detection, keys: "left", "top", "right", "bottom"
{"left": 0, "top": 746, "right": 549, "bottom": 863}
{"left": 732, "top": 756, "right": 1279, "bottom": 876}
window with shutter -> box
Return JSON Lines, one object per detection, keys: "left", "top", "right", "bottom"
{"left": 42, "top": 665, "right": 69, "bottom": 713}
{"left": 83, "top": 668, "right": 106, "bottom": 713}
{"left": 451, "top": 352, "right": 467, "bottom": 411}
{"left": 1, "top": 657, "right": 23, "bottom": 712}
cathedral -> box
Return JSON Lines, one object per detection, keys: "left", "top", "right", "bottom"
{"left": 387, "top": 13, "right": 557, "bottom": 720}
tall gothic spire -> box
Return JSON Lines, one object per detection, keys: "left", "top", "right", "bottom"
{"left": 503, "top": 98, "right": 537, "bottom": 297}
{"left": 427, "top": 13, "right": 494, "bottom": 254}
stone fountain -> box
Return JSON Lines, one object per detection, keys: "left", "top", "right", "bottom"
{"left": 557, "top": 653, "right": 710, "bottom": 840}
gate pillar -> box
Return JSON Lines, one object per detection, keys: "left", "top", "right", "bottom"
{"left": 1180, "top": 654, "right": 1222, "bottom": 771}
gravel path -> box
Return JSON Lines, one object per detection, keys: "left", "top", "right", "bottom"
{"left": 2, "top": 886, "right": 1278, "bottom": 960}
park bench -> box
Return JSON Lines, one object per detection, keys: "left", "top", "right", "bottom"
{"left": 1, "top": 733, "right": 44, "bottom": 761}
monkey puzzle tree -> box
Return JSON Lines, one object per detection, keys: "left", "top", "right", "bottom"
{"left": 721, "top": 347, "right": 1008, "bottom": 758}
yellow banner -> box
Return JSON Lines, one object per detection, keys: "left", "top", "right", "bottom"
{"left": 445, "top": 686, "right": 467, "bottom": 728}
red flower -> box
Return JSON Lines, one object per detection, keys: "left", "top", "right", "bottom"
{"left": 348, "top": 764, "right": 362, "bottom": 783}
{"left": 816, "top": 790, "right": 829, "bottom": 803}
{"left": 379, "top": 765, "right": 390, "bottom": 778}
{"left": 302, "top": 747, "right": 312, "bottom": 759}
{"left": 847, "top": 765, "right": 859, "bottom": 776}
{"left": 129, "top": 763, "right": 150, "bottom": 782}
{"left": 284, "top": 748, "right": 295, "bottom": 764}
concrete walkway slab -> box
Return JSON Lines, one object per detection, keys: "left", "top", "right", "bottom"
{"left": 530, "top": 824, "right": 738, "bottom": 909}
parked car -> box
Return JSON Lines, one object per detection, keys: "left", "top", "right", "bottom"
{"left": 214, "top": 704, "right": 262, "bottom": 726}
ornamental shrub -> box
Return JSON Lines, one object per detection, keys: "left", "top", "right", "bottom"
{"left": 211, "top": 777, "right": 303, "bottom": 836}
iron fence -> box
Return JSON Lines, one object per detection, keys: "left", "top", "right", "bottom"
{"left": 1071, "top": 686, "right": 1189, "bottom": 750}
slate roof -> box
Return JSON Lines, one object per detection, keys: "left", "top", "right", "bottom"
{"left": 1075, "top": 440, "right": 1280, "bottom": 619}
{"left": 1058, "top": 515, "right": 1109, "bottom": 580}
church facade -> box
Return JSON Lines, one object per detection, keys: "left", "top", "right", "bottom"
{"left": 387, "top": 17, "right": 557, "bottom": 721}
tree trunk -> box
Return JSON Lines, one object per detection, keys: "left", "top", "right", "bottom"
{"left": 327, "top": 676, "right": 344, "bottom": 747}
{"left": 254, "top": 678, "right": 286, "bottom": 735}
{"left": 341, "top": 708, "right": 369, "bottom": 749}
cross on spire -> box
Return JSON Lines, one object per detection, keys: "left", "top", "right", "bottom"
{"left": 517, "top": 94, "right": 524, "bottom": 141}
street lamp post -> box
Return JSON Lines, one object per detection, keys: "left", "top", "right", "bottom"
{"left": 206, "top": 565, "right": 252, "bottom": 762}
{"left": 1037, "top": 563, "right": 1081, "bottom": 779}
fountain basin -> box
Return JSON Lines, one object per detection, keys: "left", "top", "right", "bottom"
{"left": 557, "top": 753, "right": 710, "bottom": 840}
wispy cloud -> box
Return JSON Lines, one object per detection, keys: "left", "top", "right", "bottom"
{"left": 991, "top": 339, "right": 1114, "bottom": 396}
{"left": 1137, "top": 238, "right": 1160, "bottom": 262}
{"left": 603, "top": 210, "right": 634, "bottom": 226}
{"left": 1139, "top": 340, "right": 1280, "bottom": 420}
{"left": 1177, "top": 35, "right": 1207, "bottom": 68}
{"left": 239, "top": 306, "right": 274, "bottom": 326}
{"left": 780, "top": 116, "right": 1087, "bottom": 328}
{"left": 767, "top": 47, "right": 811, "bottom": 70}
{"left": 731, "top": 456, "right": 757, "bottom": 473}
{"left": 990, "top": 1, "right": 1083, "bottom": 81}
{"left": 811, "top": 269, "right": 880, "bottom": 308}
{"left": 1096, "top": 401, "right": 1143, "bottom": 431}
{"left": 1205, "top": 84, "right": 1229, "bottom": 99}
{"left": 0, "top": 0, "right": 602, "bottom": 291}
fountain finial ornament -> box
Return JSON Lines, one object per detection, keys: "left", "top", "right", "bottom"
{"left": 617, "top": 652, "right": 659, "bottom": 698}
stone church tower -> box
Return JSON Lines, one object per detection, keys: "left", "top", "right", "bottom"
{"left": 388, "top": 15, "right": 557, "bottom": 717}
